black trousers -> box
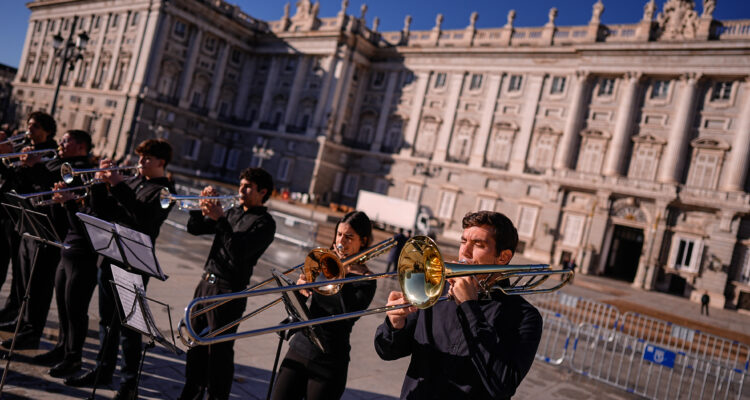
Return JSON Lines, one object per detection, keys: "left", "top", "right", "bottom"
{"left": 95, "top": 262, "right": 149, "bottom": 387}
{"left": 271, "top": 348, "right": 349, "bottom": 400}
{"left": 18, "top": 236, "right": 61, "bottom": 338}
{"left": 54, "top": 250, "right": 98, "bottom": 362}
{"left": 0, "top": 219, "right": 21, "bottom": 317}
{"left": 179, "top": 278, "right": 247, "bottom": 400}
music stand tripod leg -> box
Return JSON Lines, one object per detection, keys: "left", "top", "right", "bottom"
{"left": 265, "top": 330, "right": 288, "bottom": 400}
{"left": 88, "top": 295, "right": 120, "bottom": 400}
{"left": 0, "top": 242, "right": 43, "bottom": 395}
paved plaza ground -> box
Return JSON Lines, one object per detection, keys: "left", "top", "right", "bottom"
{"left": 0, "top": 201, "right": 747, "bottom": 399}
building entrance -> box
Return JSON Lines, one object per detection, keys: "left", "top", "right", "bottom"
{"left": 604, "top": 225, "right": 644, "bottom": 282}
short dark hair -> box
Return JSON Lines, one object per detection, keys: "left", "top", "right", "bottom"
{"left": 462, "top": 211, "right": 518, "bottom": 256}
{"left": 27, "top": 111, "right": 57, "bottom": 138}
{"left": 239, "top": 167, "right": 273, "bottom": 203}
{"left": 332, "top": 211, "right": 373, "bottom": 250}
{"left": 135, "top": 139, "right": 172, "bottom": 166}
{"left": 65, "top": 129, "right": 93, "bottom": 152}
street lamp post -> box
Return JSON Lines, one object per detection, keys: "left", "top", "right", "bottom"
{"left": 252, "top": 139, "right": 275, "bottom": 168}
{"left": 50, "top": 17, "right": 89, "bottom": 117}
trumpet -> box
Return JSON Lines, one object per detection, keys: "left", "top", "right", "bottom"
{"left": 0, "top": 149, "right": 57, "bottom": 167}
{"left": 159, "top": 187, "right": 242, "bottom": 210}
{"left": 60, "top": 162, "right": 140, "bottom": 184}
{"left": 178, "top": 236, "right": 572, "bottom": 347}
{"left": 178, "top": 237, "right": 397, "bottom": 347}
{"left": 0, "top": 131, "right": 30, "bottom": 147}
{"left": 15, "top": 184, "right": 93, "bottom": 207}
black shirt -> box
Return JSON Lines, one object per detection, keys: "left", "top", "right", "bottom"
{"left": 374, "top": 291, "right": 543, "bottom": 400}
{"left": 187, "top": 205, "right": 275, "bottom": 290}
{"left": 289, "top": 270, "right": 377, "bottom": 362}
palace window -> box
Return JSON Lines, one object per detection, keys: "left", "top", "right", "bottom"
{"left": 226, "top": 149, "right": 241, "bottom": 170}
{"left": 550, "top": 76, "right": 566, "bottom": 94}
{"left": 650, "top": 80, "right": 670, "bottom": 99}
{"left": 485, "top": 128, "right": 513, "bottom": 169}
{"left": 434, "top": 72, "right": 446, "bottom": 89}
{"left": 405, "top": 184, "right": 421, "bottom": 203}
{"left": 437, "top": 191, "right": 457, "bottom": 219}
{"left": 517, "top": 206, "right": 539, "bottom": 238}
{"left": 669, "top": 236, "right": 702, "bottom": 273}
{"left": 628, "top": 144, "right": 659, "bottom": 181}
{"left": 710, "top": 81, "right": 733, "bottom": 102}
{"left": 371, "top": 71, "right": 385, "bottom": 88}
{"left": 374, "top": 179, "right": 389, "bottom": 195}
{"left": 448, "top": 120, "right": 475, "bottom": 164}
{"left": 277, "top": 157, "right": 292, "bottom": 182}
{"left": 478, "top": 198, "right": 495, "bottom": 212}
{"left": 174, "top": 21, "right": 186, "bottom": 38}
{"left": 414, "top": 117, "right": 439, "bottom": 157}
{"left": 597, "top": 78, "right": 615, "bottom": 97}
{"left": 527, "top": 134, "right": 556, "bottom": 173}
{"left": 343, "top": 175, "right": 359, "bottom": 198}
{"left": 508, "top": 75, "right": 523, "bottom": 92}
{"left": 469, "top": 73, "right": 483, "bottom": 91}
{"left": 686, "top": 151, "right": 721, "bottom": 189}
{"left": 183, "top": 138, "right": 201, "bottom": 160}
{"left": 562, "top": 214, "right": 585, "bottom": 246}
{"left": 210, "top": 144, "right": 227, "bottom": 167}
{"left": 577, "top": 138, "right": 605, "bottom": 174}
{"left": 738, "top": 247, "right": 750, "bottom": 284}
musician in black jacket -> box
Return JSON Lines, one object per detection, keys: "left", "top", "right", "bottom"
{"left": 374, "top": 211, "right": 543, "bottom": 400}
{"left": 178, "top": 167, "right": 275, "bottom": 400}
{"left": 65, "top": 139, "right": 174, "bottom": 400}
{"left": 0, "top": 130, "right": 21, "bottom": 323}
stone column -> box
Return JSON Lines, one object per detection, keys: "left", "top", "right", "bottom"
{"left": 719, "top": 78, "right": 750, "bottom": 191}
{"left": 509, "top": 74, "right": 545, "bottom": 173}
{"left": 603, "top": 72, "right": 640, "bottom": 176}
{"left": 126, "top": 5, "right": 154, "bottom": 95}
{"left": 554, "top": 71, "right": 590, "bottom": 170}
{"left": 16, "top": 20, "right": 35, "bottom": 84}
{"left": 207, "top": 42, "right": 230, "bottom": 118}
{"left": 340, "top": 67, "right": 369, "bottom": 141}
{"left": 104, "top": 11, "right": 129, "bottom": 90}
{"left": 658, "top": 74, "right": 699, "bottom": 183}
{"left": 330, "top": 56, "right": 356, "bottom": 139}
{"left": 233, "top": 56, "right": 255, "bottom": 120}
{"left": 400, "top": 71, "right": 430, "bottom": 157}
{"left": 253, "top": 56, "right": 281, "bottom": 128}
{"left": 87, "top": 13, "right": 111, "bottom": 89}
{"left": 30, "top": 19, "right": 50, "bottom": 82}
{"left": 372, "top": 70, "right": 398, "bottom": 151}
{"left": 177, "top": 28, "right": 203, "bottom": 107}
{"left": 433, "top": 72, "right": 466, "bottom": 162}
{"left": 309, "top": 55, "right": 338, "bottom": 137}
{"left": 469, "top": 73, "right": 502, "bottom": 167}
{"left": 281, "top": 55, "right": 311, "bottom": 131}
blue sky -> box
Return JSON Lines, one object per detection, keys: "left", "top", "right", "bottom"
{"left": 1, "top": 0, "right": 748, "bottom": 68}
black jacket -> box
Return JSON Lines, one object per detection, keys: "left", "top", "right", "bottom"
{"left": 374, "top": 291, "right": 543, "bottom": 400}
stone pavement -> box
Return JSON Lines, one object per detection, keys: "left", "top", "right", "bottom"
{"left": 0, "top": 203, "right": 747, "bottom": 399}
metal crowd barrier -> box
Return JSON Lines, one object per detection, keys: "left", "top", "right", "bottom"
{"left": 532, "top": 292, "right": 621, "bottom": 340}
{"left": 535, "top": 308, "right": 575, "bottom": 366}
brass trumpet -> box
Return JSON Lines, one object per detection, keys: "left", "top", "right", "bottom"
{"left": 178, "top": 236, "right": 572, "bottom": 347}
{"left": 60, "top": 162, "right": 140, "bottom": 184}
{"left": 16, "top": 184, "right": 93, "bottom": 207}
{"left": 0, "top": 131, "right": 30, "bottom": 147}
{"left": 177, "top": 237, "right": 397, "bottom": 347}
{"left": 0, "top": 149, "right": 57, "bottom": 167}
{"left": 159, "top": 187, "right": 242, "bottom": 211}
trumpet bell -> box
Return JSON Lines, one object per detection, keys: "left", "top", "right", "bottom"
{"left": 159, "top": 187, "right": 172, "bottom": 209}
{"left": 399, "top": 236, "right": 446, "bottom": 309}
{"left": 61, "top": 162, "right": 75, "bottom": 184}
{"left": 303, "top": 248, "right": 345, "bottom": 295}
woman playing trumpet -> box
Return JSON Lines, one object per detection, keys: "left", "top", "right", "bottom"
{"left": 271, "top": 211, "right": 377, "bottom": 400}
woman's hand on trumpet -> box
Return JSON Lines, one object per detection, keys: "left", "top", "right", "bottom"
{"left": 385, "top": 291, "right": 417, "bottom": 330}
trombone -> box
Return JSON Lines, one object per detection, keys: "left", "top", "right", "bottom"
{"left": 178, "top": 237, "right": 397, "bottom": 347}
{"left": 159, "top": 187, "right": 242, "bottom": 211}
{"left": 15, "top": 184, "right": 93, "bottom": 207}
{"left": 0, "top": 149, "right": 57, "bottom": 167}
{"left": 60, "top": 162, "right": 140, "bottom": 184}
{"left": 179, "top": 235, "right": 572, "bottom": 347}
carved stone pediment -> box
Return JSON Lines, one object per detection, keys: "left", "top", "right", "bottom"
{"left": 493, "top": 121, "right": 519, "bottom": 131}
{"left": 611, "top": 197, "right": 648, "bottom": 223}
{"left": 632, "top": 133, "right": 666, "bottom": 144}
{"left": 691, "top": 137, "right": 730, "bottom": 150}
{"left": 535, "top": 125, "right": 561, "bottom": 136}
{"left": 580, "top": 128, "right": 611, "bottom": 139}
{"left": 656, "top": 0, "right": 699, "bottom": 41}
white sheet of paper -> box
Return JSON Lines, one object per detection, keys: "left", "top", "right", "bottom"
{"left": 110, "top": 265, "right": 149, "bottom": 333}
{"left": 76, "top": 213, "right": 122, "bottom": 262}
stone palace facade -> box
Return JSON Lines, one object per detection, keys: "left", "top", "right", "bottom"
{"left": 10, "top": 0, "right": 750, "bottom": 309}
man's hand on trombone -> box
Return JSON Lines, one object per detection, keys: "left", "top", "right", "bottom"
{"left": 385, "top": 291, "right": 417, "bottom": 330}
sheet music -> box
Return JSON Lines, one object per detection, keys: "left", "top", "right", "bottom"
{"left": 111, "top": 265, "right": 149, "bottom": 333}
{"left": 76, "top": 213, "right": 122, "bottom": 262}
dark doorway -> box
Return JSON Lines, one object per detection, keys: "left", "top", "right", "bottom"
{"left": 667, "top": 273, "right": 687, "bottom": 296}
{"left": 604, "top": 225, "right": 644, "bottom": 282}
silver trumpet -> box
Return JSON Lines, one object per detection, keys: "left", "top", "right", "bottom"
{"left": 16, "top": 184, "right": 94, "bottom": 207}
{"left": 159, "top": 187, "right": 242, "bottom": 211}
{"left": 0, "top": 131, "right": 30, "bottom": 147}
{"left": 60, "top": 162, "right": 140, "bottom": 184}
{"left": 178, "top": 236, "right": 573, "bottom": 347}
{"left": 0, "top": 148, "right": 57, "bottom": 167}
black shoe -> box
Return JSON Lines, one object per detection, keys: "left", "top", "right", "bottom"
{"left": 32, "top": 345, "right": 65, "bottom": 365}
{"left": 1, "top": 331, "right": 40, "bottom": 350}
{"left": 0, "top": 319, "right": 19, "bottom": 332}
{"left": 64, "top": 368, "right": 112, "bottom": 387}
{"left": 49, "top": 359, "right": 82, "bottom": 378}
{"left": 114, "top": 384, "right": 138, "bottom": 400}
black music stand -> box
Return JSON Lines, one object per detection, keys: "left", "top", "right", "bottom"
{"left": 76, "top": 212, "right": 176, "bottom": 399}
{"left": 265, "top": 269, "right": 325, "bottom": 400}
{"left": 0, "top": 193, "right": 68, "bottom": 395}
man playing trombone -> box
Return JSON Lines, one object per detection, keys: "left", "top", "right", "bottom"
{"left": 65, "top": 139, "right": 174, "bottom": 400}
{"left": 178, "top": 167, "right": 276, "bottom": 400}
{"left": 374, "top": 211, "right": 543, "bottom": 400}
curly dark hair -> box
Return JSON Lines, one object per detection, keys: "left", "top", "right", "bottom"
{"left": 331, "top": 211, "right": 373, "bottom": 250}
{"left": 239, "top": 167, "right": 273, "bottom": 203}
{"left": 65, "top": 130, "right": 93, "bottom": 152}
{"left": 135, "top": 139, "right": 172, "bottom": 166}
{"left": 27, "top": 111, "right": 57, "bottom": 138}
{"left": 462, "top": 211, "right": 518, "bottom": 256}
